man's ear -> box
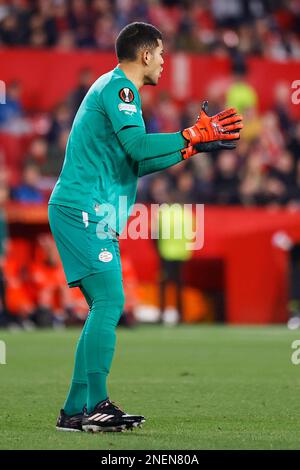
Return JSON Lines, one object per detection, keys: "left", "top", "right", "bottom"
{"left": 142, "top": 49, "right": 152, "bottom": 66}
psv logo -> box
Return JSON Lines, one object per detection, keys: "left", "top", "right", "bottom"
{"left": 99, "top": 250, "right": 113, "bottom": 263}
{"left": 119, "top": 87, "right": 134, "bottom": 103}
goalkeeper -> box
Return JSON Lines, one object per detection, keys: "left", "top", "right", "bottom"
{"left": 48, "top": 22, "right": 243, "bottom": 434}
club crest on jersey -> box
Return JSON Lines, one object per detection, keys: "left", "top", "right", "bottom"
{"left": 119, "top": 87, "right": 134, "bottom": 103}
{"left": 99, "top": 249, "right": 113, "bottom": 263}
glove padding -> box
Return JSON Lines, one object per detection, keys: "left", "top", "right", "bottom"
{"left": 195, "top": 140, "right": 237, "bottom": 152}
{"left": 181, "top": 139, "right": 236, "bottom": 159}
{"left": 181, "top": 101, "right": 242, "bottom": 159}
{"left": 196, "top": 101, "right": 240, "bottom": 151}
{"left": 182, "top": 100, "right": 243, "bottom": 146}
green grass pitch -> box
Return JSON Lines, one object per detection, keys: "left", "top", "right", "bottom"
{"left": 0, "top": 324, "right": 299, "bottom": 450}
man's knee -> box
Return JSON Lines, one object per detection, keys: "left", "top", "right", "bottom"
{"left": 94, "top": 288, "right": 125, "bottom": 312}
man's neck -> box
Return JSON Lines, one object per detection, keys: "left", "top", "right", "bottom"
{"left": 117, "top": 62, "right": 144, "bottom": 90}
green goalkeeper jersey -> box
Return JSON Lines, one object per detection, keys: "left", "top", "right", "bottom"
{"left": 49, "top": 66, "right": 145, "bottom": 235}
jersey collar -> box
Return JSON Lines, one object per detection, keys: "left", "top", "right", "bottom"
{"left": 114, "top": 66, "right": 139, "bottom": 96}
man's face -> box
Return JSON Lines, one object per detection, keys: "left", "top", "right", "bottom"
{"left": 143, "top": 38, "right": 164, "bottom": 86}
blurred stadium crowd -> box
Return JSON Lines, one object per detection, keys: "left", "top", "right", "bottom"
{"left": 0, "top": 1, "right": 299, "bottom": 208}
{"left": 1, "top": 67, "right": 300, "bottom": 208}
{"left": 1, "top": 0, "right": 300, "bottom": 327}
{"left": 0, "top": 0, "right": 300, "bottom": 59}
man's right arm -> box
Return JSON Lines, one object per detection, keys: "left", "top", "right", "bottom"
{"left": 101, "top": 79, "right": 188, "bottom": 161}
{"left": 102, "top": 80, "right": 242, "bottom": 163}
{"left": 117, "top": 126, "right": 186, "bottom": 162}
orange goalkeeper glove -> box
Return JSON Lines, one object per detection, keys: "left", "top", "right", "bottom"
{"left": 182, "top": 101, "right": 243, "bottom": 146}
{"left": 181, "top": 139, "right": 238, "bottom": 159}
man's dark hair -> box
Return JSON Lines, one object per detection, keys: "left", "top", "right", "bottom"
{"left": 115, "top": 22, "right": 162, "bottom": 62}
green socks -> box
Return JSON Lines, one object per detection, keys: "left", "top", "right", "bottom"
{"left": 62, "top": 269, "right": 125, "bottom": 416}
{"left": 86, "top": 373, "right": 108, "bottom": 412}
{"left": 64, "top": 381, "right": 87, "bottom": 416}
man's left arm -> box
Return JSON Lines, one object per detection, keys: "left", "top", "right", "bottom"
{"left": 137, "top": 137, "right": 241, "bottom": 177}
{"left": 138, "top": 150, "right": 183, "bottom": 177}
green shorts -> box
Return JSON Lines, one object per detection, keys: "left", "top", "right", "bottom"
{"left": 48, "top": 204, "right": 122, "bottom": 287}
